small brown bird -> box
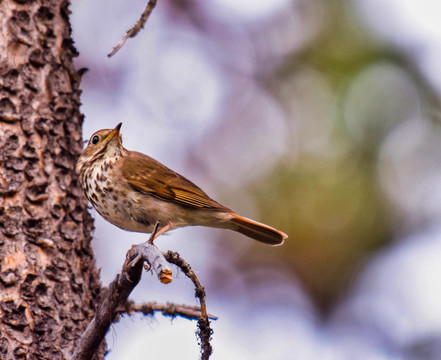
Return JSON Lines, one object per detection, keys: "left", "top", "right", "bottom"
{"left": 76, "top": 123, "right": 287, "bottom": 245}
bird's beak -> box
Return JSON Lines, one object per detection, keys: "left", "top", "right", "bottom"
{"left": 105, "top": 122, "right": 122, "bottom": 142}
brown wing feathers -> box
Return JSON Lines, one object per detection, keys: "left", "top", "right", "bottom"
{"left": 122, "top": 151, "right": 227, "bottom": 210}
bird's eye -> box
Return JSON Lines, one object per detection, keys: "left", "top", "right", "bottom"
{"left": 91, "top": 135, "right": 99, "bottom": 145}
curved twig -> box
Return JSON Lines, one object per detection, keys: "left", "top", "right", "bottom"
{"left": 164, "top": 251, "right": 213, "bottom": 360}
{"left": 108, "top": 0, "right": 157, "bottom": 57}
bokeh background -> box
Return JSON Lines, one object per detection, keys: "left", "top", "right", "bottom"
{"left": 70, "top": 0, "right": 441, "bottom": 358}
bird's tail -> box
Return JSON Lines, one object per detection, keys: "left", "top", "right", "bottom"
{"left": 228, "top": 213, "right": 287, "bottom": 246}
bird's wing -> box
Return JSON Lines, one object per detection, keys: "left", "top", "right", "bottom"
{"left": 121, "top": 151, "right": 228, "bottom": 210}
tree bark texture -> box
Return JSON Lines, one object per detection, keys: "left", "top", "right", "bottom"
{"left": 0, "top": 1, "right": 103, "bottom": 359}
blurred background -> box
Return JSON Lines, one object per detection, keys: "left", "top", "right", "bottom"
{"left": 70, "top": 0, "right": 441, "bottom": 358}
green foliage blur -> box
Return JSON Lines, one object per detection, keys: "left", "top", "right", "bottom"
{"left": 153, "top": 0, "right": 441, "bottom": 312}
{"left": 204, "top": 0, "right": 441, "bottom": 311}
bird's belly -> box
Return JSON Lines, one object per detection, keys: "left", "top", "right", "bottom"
{"left": 94, "top": 192, "right": 159, "bottom": 233}
{"left": 97, "top": 205, "right": 154, "bottom": 233}
{"left": 91, "top": 188, "right": 188, "bottom": 234}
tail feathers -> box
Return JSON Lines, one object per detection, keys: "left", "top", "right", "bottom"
{"left": 229, "top": 213, "right": 287, "bottom": 246}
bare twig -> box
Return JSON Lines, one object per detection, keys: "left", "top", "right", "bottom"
{"left": 119, "top": 300, "right": 218, "bottom": 320}
{"left": 108, "top": 0, "right": 157, "bottom": 57}
{"left": 164, "top": 251, "right": 213, "bottom": 360}
{"left": 71, "top": 242, "right": 171, "bottom": 360}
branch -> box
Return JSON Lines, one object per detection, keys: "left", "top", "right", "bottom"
{"left": 71, "top": 242, "right": 171, "bottom": 360}
{"left": 108, "top": 0, "right": 157, "bottom": 57}
{"left": 119, "top": 300, "right": 218, "bottom": 320}
{"left": 72, "top": 244, "right": 215, "bottom": 360}
{"left": 164, "top": 251, "right": 213, "bottom": 360}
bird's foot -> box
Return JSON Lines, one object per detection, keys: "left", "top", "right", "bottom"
{"left": 124, "top": 244, "right": 151, "bottom": 272}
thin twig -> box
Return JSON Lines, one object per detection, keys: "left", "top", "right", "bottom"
{"left": 164, "top": 251, "right": 213, "bottom": 360}
{"left": 164, "top": 251, "right": 207, "bottom": 317}
{"left": 71, "top": 242, "right": 171, "bottom": 360}
{"left": 119, "top": 300, "right": 218, "bottom": 320}
{"left": 108, "top": 0, "right": 157, "bottom": 57}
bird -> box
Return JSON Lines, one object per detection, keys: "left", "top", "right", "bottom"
{"left": 76, "top": 123, "right": 287, "bottom": 245}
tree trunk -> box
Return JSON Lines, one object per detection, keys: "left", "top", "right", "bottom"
{"left": 0, "top": 0, "right": 103, "bottom": 358}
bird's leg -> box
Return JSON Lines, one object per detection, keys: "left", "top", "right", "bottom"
{"left": 147, "top": 221, "right": 173, "bottom": 244}
{"left": 147, "top": 221, "right": 161, "bottom": 244}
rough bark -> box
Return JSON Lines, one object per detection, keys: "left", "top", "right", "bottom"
{"left": 0, "top": 0, "right": 103, "bottom": 359}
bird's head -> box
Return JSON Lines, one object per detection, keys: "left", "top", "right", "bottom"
{"left": 76, "top": 122, "right": 124, "bottom": 174}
